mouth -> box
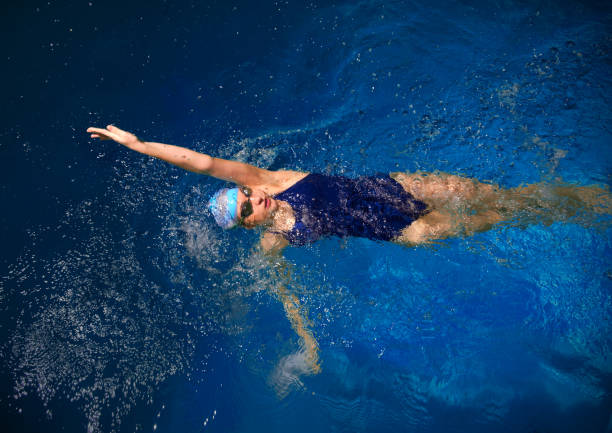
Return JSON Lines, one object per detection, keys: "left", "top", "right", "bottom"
{"left": 265, "top": 198, "right": 270, "bottom": 209}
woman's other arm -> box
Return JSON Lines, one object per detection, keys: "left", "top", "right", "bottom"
{"left": 266, "top": 256, "right": 322, "bottom": 391}
{"left": 260, "top": 232, "right": 289, "bottom": 255}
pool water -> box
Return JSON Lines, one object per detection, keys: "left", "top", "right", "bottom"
{"left": 1, "top": 1, "right": 611, "bottom": 432}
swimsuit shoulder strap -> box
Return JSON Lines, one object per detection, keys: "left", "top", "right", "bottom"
{"left": 274, "top": 173, "right": 316, "bottom": 204}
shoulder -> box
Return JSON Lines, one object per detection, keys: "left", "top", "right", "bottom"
{"left": 255, "top": 170, "right": 309, "bottom": 195}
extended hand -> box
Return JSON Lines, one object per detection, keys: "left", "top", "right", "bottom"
{"left": 87, "top": 125, "right": 141, "bottom": 148}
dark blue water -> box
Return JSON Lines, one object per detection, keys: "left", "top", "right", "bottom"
{"left": 2, "top": 1, "right": 612, "bottom": 432}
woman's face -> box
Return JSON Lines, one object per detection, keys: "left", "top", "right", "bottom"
{"left": 236, "top": 187, "right": 279, "bottom": 228}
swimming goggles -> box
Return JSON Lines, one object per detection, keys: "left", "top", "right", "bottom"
{"left": 238, "top": 186, "right": 254, "bottom": 224}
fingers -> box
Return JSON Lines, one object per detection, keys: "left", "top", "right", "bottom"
{"left": 87, "top": 125, "right": 136, "bottom": 145}
{"left": 87, "top": 126, "right": 108, "bottom": 135}
{"left": 107, "top": 124, "right": 125, "bottom": 134}
{"left": 90, "top": 133, "right": 111, "bottom": 140}
{"left": 87, "top": 126, "right": 116, "bottom": 141}
{"left": 87, "top": 125, "right": 121, "bottom": 135}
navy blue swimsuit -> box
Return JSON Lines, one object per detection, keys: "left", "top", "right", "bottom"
{"left": 273, "top": 173, "right": 429, "bottom": 245}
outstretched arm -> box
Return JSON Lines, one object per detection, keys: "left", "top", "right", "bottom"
{"left": 87, "top": 124, "right": 286, "bottom": 188}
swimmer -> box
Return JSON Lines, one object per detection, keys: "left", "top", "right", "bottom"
{"left": 87, "top": 124, "right": 611, "bottom": 388}
{"left": 87, "top": 124, "right": 611, "bottom": 251}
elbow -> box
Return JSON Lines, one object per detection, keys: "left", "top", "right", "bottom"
{"left": 193, "top": 155, "right": 214, "bottom": 174}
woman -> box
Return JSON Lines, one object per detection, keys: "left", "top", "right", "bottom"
{"left": 87, "top": 124, "right": 609, "bottom": 390}
{"left": 89, "top": 124, "right": 602, "bottom": 252}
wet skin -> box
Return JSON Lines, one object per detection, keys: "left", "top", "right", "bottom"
{"left": 237, "top": 187, "right": 279, "bottom": 228}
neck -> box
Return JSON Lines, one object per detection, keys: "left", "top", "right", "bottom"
{"left": 271, "top": 200, "right": 294, "bottom": 231}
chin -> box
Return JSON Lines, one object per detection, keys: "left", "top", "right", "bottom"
{"left": 271, "top": 198, "right": 280, "bottom": 211}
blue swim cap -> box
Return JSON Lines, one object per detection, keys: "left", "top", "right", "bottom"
{"left": 207, "top": 188, "right": 240, "bottom": 229}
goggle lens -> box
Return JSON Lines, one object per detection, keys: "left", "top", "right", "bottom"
{"left": 239, "top": 187, "right": 253, "bottom": 222}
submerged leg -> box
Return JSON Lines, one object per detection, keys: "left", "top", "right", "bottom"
{"left": 391, "top": 171, "right": 508, "bottom": 244}
{"left": 395, "top": 208, "right": 504, "bottom": 244}
{"left": 390, "top": 171, "right": 502, "bottom": 209}
{"left": 502, "top": 183, "right": 612, "bottom": 226}
{"left": 390, "top": 171, "right": 611, "bottom": 245}
{"left": 395, "top": 210, "right": 453, "bottom": 244}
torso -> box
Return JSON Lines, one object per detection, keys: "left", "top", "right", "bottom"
{"left": 266, "top": 173, "right": 429, "bottom": 245}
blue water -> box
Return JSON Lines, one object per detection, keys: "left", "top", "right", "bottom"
{"left": 1, "top": 0, "right": 612, "bottom": 432}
